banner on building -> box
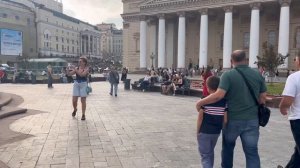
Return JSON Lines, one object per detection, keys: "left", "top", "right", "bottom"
{"left": 0, "top": 29, "right": 23, "bottom": 56}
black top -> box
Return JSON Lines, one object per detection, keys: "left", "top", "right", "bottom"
{"left": 200, "top": 99, "right": 227, "bottom": 134}
{"left": 75, "top": 67, "right": 87, "bottom": 81}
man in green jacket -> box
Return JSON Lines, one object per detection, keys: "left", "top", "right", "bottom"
{"left": 196, "top": 50, "right": 267, "bottom": 168}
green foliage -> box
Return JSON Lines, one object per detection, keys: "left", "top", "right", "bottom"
{"left": 256, "top": 42, "right": 289, "bottom": 76}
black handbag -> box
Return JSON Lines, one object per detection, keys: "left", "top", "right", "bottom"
{"left": 235, "top": 68, "right": 271, "bottom": 127}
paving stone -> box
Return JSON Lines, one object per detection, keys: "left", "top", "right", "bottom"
{"left": 0, "top": 82, "right": 295, "bottom": 168}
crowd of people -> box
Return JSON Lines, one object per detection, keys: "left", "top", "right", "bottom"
{"left": 2, "top": 49, "right": 300, "bottom": 168}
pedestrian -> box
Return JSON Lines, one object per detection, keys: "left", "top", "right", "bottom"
{"left": 278, "top": 53, "right": 300, "bottom": 168}
{"left": 108, "top": 66, "right": 119, "bottom": 97}
{"left": 121, "top": 67, "right": 127, "bottom": 82}
{"left": 196, "top": 76, "right": 227, "bottom": 168}
{"left": 68, "top": 56, "right": 89, "bottom": 120}
{"left": 196, "top": 50, "right": 267, "bottom": 168}
{"left": 201, "top": 66, "right": 213, "bottom": 98}
{"left": 47, "top": 63, "right": 53, "bottom": 88}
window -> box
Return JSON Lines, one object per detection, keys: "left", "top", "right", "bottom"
{"left": 62, "top": 45, "right": 64, "bottom": 51}
{"left": 67, "top": 46, "right": 69, "bottom": 52}
{"left": 72, "top": 46, "right": 74, "bottom": 53}
{"left": 15, "top": 16, "right": 19, "bottom": 20}
{"left": 46, "top": 18, "right": 48, "bottom": 22}
{"left": 62, "top": 30, "right": 64, "bottom": 34}
{"left": 27, "top": 18, "right": 30, "bottom": 25}
{"left": 62, "top": 37, "right": 64, "bottom": 43}
{"left": 268, "top": 31, "right": 276, "bottom": 47}
{"left": 295, "top": 28, "right": 300, "bottom": 48}
{"left": 67, "top": 39, "right": 69, "bottom": 44}
{"left": 56, "top": 44, "right": 59, "bottom": 51}
{"left": 72, "top": 40, "right": 74, "bottom": 44}
{"left": 56, "top": 36, "right": 58, "bottom": 42}
{"left": 243, "top": 32, "right": 250, "bottom": 49}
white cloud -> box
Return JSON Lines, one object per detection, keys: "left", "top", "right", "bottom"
{"left": 62, "top": 0, "right": 123, "bottom": 28}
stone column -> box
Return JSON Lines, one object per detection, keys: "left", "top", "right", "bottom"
{"left": 80, "top": 35, "right": 83, "bottom": 54}
{"left": 278, "top": 0, "right": 291, "bottom": 68}
{"left": 177, "top": 12, "right": 186, "bottom": 68}
{"left": 88, "top": 35, "right": 90, "bottom": 54}
{"left": 140, "top": 16, "right": 147, "bottom": 69}
{"left": 158, "top": 14, "right": 166, "bottom": 68}
{"left": 223, "top": 6, "right": 233, "bottom": 69}
{"left": 83, "top": 35, "right": 86, "bottom": 54}
{"left": 249, "top": 3, "right": 261, "bottom": 68}
{"left": 199, "top": 9, "right": 208, "bottom": 68}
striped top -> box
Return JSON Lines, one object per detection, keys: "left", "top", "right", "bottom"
{"left": 200, "top": 99, "right": 227, "bottom": 134}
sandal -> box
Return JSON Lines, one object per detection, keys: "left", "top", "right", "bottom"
{"left": 81, "top": 115, "right": 86, "bottom": 120}
{"left": 72, "top": 109, "right": 77, "bottom": 117}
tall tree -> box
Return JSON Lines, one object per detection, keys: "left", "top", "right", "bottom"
{"left": 255, "top": 42, "right": 289, "bottom": 83}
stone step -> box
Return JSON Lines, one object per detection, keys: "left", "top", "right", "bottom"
{"left": 0, "top": 106, "right": 27, "bottom": 119}
{"left": 0, "top": 93, "right": 12, "bottom": 110}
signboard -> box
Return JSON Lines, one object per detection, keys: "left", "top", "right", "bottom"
{"left": 0, "top": 29, "right": 23, "bottom": 56}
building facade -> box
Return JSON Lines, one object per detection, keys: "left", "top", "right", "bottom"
{"left": 97, "top": 23, "right": 123, "bottom": 62}
{"left": 0, "top": 0, "right": 37, "bottom": 63}
{"left": 0, "top": 0, "right": 101, "bottom": 64}
{"left": 122, "top": 0, "right": 300, "bottom": 71}
{"left": 34, "top": 0, "right": 101, "bottom": 59}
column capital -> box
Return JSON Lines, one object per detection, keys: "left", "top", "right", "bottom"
{"left": 157, "top": 13, "right": 165, "bottom": 19}
{"left": 250, "top": 2, "right": 261, "bottom": 10}
{"left": 199, "top": 8, "right": 208, "bottom": 15}
{"left": 223, "top": 6, "right": 233, "bottom": 13}
{"left": 139, "top": 15, "right": 147, "bottom": 21}
{"left": 177, "top": 11, "right": 185, "bottom": 17}
{"left": 279, "top": 0, "right": 291, "bottom": 7}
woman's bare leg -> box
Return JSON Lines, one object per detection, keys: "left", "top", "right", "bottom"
{"left": 72, "top": 96, "right": 78, "bottom": 116}
{"left": 81, "top": 97, "right": 86, "bottom": 116}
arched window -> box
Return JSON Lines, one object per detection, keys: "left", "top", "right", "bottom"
{"left": 295, "top": 27, "right": 300, "bottom": 48}
{"left": 268, "top": 31, "right": 276, "bottom": 47}
{"left": 243, "top": 32, "right": 250, "bottom": 49}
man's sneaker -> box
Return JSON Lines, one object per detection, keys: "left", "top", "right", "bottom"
{"left": 277, "top": 165, "right": 284, "bottom": 168}
{"left": 115, "top": 94, "right": 117, "bottom": 97}
{"left": 109, "top": 93, "right": 112, "bottom": 96}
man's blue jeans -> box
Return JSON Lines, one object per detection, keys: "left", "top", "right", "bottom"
{"left": 285, "top": 119, "right": 300, "bottom": 168}
{"left": 221, "top": 119, "right": 260, "bottom": 168}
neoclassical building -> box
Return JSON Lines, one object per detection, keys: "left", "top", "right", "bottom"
{"left": 0, "top": 0, "right": 101, "bottom": 64}
{"left": 122, "top": 0, "right": 300, "bottom": 71}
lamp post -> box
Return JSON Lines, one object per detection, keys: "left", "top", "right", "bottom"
{"left": 150, "top": 52, "right": 155, "bottom": 68}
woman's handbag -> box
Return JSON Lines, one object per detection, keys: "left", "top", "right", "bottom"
{"left": 86, "top": 83, "right": 92, "bottom": 95}
{"left": 235, "top": 68, "right": 271, "bottom": 127}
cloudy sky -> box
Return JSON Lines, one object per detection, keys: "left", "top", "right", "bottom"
{"left": 62, "top": 0, "right": 123, "bottom": 29}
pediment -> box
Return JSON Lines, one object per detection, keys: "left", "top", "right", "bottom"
{"left": 140, "top": 0, "right": 185, "bottom": 8}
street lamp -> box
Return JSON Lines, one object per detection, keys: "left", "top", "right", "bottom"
{"left": 150, "top": 52, "right": 155, "bottom": 68}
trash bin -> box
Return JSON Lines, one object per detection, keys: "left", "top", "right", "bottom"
{"left": 31, "top": 73, "right": 36, "bottom": 84}
{"left": 124, "top": 79, "right": 131, "bottom": 90}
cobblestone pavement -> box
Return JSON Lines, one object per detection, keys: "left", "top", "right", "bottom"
{"left": 0, "top": 82, "right": 294, "bottom": 168}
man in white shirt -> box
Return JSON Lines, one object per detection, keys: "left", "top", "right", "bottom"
{"left": 279, "top": 53, "right": 300, "bottom": 168}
